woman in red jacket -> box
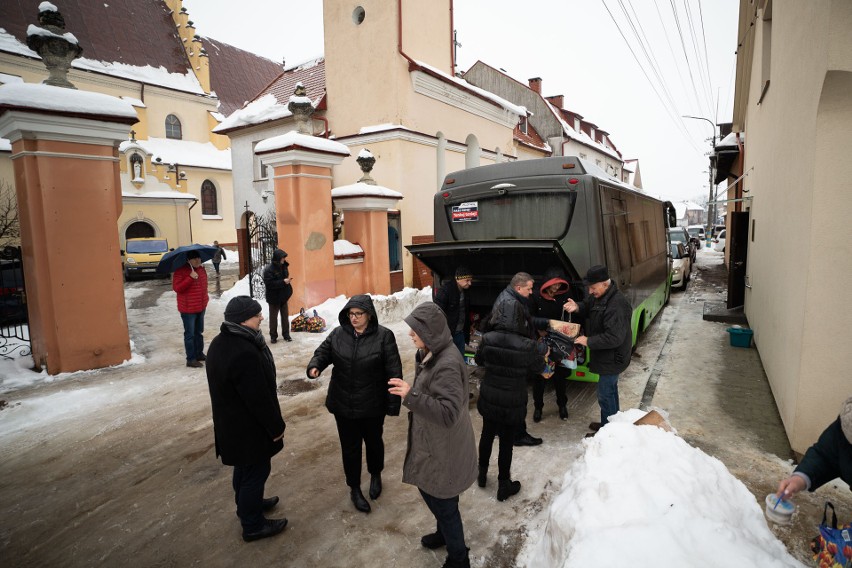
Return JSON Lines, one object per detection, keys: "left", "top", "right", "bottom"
{"left": 173, "top": 251, "right": 209, "bottom": 368}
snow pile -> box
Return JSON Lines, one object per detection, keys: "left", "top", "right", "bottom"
{"left": 333, "top": 240, "right": 363, "bottom": 256}
{"left": 0, "top": 83, "right": 137, "bottom": 119}
{"left": 213, "top": 94, "right": 291, "bottom": 132}
{"left": 528, "top": 409, "right": 805, "bottom": 568}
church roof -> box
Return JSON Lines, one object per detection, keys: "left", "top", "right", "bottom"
{"left": 201, "top": 36, "right": 282, "bottom": 116}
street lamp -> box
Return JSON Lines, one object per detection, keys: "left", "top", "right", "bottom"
{"left": 683, "top": 115, "right": 716, "bottom": 248}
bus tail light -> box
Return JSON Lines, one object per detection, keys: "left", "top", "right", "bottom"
{"left": 575, "top": 371, "right": 586, "bottom": 377}
{"left": 568, "top": 178, "right": 579, "bottom": 185}
{"left": 562, "top": 163, "right": 576, "bottom": 169}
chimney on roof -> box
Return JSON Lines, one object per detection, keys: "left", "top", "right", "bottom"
{"left": 546, "top": 95, "right": 564, "bottom": 108}
{"left": 528, "top": 77, "right": 542, "bottom": 94}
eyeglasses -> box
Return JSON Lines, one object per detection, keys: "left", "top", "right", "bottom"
{"left": 348, "top": 311, "right": 367, "bottom": 318}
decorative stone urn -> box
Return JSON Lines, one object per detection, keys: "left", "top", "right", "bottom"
{"left": 25, "top": 4, "right": 83, "bottom": 89}
{"left": 288, "top": 82, "right": 314, "bottom": 135}
{"left": 355, "top": 149, "right": 377, "bottom": 185}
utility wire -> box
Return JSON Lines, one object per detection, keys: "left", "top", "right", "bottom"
{"left": 697, "top": 0, "right": 716, "bottom": 117}
{"left": 653, "top": 0, "right": 697, "bottom": 113}
{"left": 668, "top": 0, "right": 709, "bottom": 119}
{"left": 683, "top": 0, "right": 714, "bottom": 117}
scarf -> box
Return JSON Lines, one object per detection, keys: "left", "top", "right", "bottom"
{"left": 222, "top": 321, "right": 276, "bottom": 377}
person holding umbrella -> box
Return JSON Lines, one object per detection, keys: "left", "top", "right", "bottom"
{"left": 173, "top": 250, "right": 209, "bottom": 368}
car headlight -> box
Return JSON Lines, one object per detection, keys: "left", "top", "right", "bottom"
{"left": 126, "top": 258, "right": 137, "bottom": 264}
{"left": 673, "top": 266, "right": 682, "bottom": 274}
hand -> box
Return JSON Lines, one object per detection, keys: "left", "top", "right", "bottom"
{"left": 387, "top": 378, "right": 410, "bottom": 398}
{"left": 574, "top": 335, "right": 588, "bottom": 347}
{"left": 308, "top": 367, "right": 320, "bottom": 379}
{"left": 563, "top": 299, "right": 578, "bottom": 313}
{"left": 776, "top": 475, "right": 806, "bottom": 499}
{"left": 190, "top": 270, "right": 198, "bottom": 280}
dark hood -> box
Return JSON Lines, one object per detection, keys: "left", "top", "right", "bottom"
{"left": 337, "top": 294, "right": 379, "bottom": 332}
{"left": 271, "top": 249, "right": 288, "bottom": 262}
{"left": 404, "top": 302, "right": 453, "bottom": 354}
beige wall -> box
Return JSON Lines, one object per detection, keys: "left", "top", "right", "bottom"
{"left": 734, "top": 0, "right": 852, "bottom": 453}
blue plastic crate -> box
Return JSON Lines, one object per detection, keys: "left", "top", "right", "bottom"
{"left": 727, "top": 327, "right": 753, "bottom": 348}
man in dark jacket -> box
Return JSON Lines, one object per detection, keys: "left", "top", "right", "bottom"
{"left": 434, "top": 265, "right": 473, "bottom": 355}
{"left": 476, "top": 273, "right": 547, "bottom": 501}
{"left": 306, "top": 295, "right": 402, "bottom": 513}
{"left": 205, "top": 296, "right": 287, "bottom": 543}
{"left": 776, "top": 396, "right": 852, "bottom": 499}
{"left": 564, "top": 265, "right": 632, "bottom": 431}
{"left": 262, "top": 249, "right": 293, "bottom": 344}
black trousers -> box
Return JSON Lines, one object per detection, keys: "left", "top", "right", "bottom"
{"left": 334, "top": 414, "right": 385, "bottom": 487}
{"left": 419, "top": 489, "right": 469, "bottom": 562}
{"left": 232, "top": 459, "right": 271, "bottom": 533}
{"left": 478, "top": 419, "right": 516, "bottom": 480}
{"left": 268, "top": 300, "right": 290, "bottom": 340}
{"left": 533, "top": 366, "right": 569, "bottom": 409}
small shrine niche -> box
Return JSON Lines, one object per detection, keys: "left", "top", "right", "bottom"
{"left": 129, "top": 152, "right": 145, "bottom": 183}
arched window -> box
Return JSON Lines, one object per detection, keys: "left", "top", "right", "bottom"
{"left": 165, "top": 114, "right": 182, "bottom": 139}
{"left": 201, "top": 180, "right": 218, "bottom": 215}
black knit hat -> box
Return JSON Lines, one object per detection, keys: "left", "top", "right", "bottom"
{"left": 224, "top": 296, "right": 262, "bottom": 323}
{"left": 455, "top": 265, "right": 472, "bottom": 280}
{"left": 583, "top": 265, "right": 610, "bottom": 285}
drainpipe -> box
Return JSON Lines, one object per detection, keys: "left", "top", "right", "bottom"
{"left": 315, "top": 115, "right": 329, "bottom": 138}
{"left": 449, "top": 0, "right": 455, "bottom": 74}
{"left": 188, "top": 199, "right": 196, "bottom": 243}
{"left": 396, "top": 0, "right": 417, "bottom": 68}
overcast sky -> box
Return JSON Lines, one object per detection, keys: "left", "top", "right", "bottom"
{"left": 183, "top": 0, "right": 738, "bottom": 205}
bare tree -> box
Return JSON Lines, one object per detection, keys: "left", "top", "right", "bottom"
{"left": 0, "top": 179, "right": 20, "bottom": 244}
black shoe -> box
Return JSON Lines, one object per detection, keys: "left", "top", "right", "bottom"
{"left": 369, "top": 474, "right": 382, "bottom": 500}
{"left": 559, "top": 406, "right": 568, "bottom": 421}
{"left": 196, "top": 353, "right": 206, "bottom": 361}
{"left": 283, "top": 337, "right": 293, "bottom": 342}
{"left": 513, "top": 433, "right": 543, "bottom": 447}
{"left": 421, "top": 531, "right": 446, "bottom": 549}
{"left": 477, "top": 465, "right": 487, "bottom": 488}
{"left": 497, "top": 479, "right": 521, "bottom": 502}
{"left": 270, "top": 338, "right": 278, "bottom": 344}
{"left": 186, "top": 360, "right": 203, "bottom": 368}
{"left": 242, "top": 518, "right": 288, "bottom": 542}
{"left": 589, "top": 421, "right": 603, "bottom": 432}
{"left": 350, "top": 487, "right": 371, "bottom": 513}
{"left": 533, "top": 408, "right": 543, "bottom": 423}
{"left": 262, "top": 496, "right": 279, "bottom": 511}
{"left": 442, "top": 551, "right": 471, "bottom": 568}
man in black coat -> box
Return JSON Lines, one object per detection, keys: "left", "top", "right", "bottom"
{"left": 205, "top": 296, "right": 287, "bottom": 542}
{"left": 476, "top": 272, "right": 547, "bottom": 502}
{"left": 434, "top": 265, "right": 473, "bottom": 355}
{"left": 262, "top": 249, "right": 293, "bottom": 343}
{"left": 564, "top": 265, "right": 632, "bottom": 431}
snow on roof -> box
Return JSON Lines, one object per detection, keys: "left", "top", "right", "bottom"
{"left": 209, "top": 111, "right": 226, "bottom": 123}
{"left": 333, "top": 240, "right": 363, "bottom": 257}
{"left": 0, "top": 82, "right": 137, "bottom": 120}
{"left": 0, "top": 28, "right": 205, "bottom": 95}
{"left": 121, "top": 190, "right": 197, "bottom": 201}
{"left": 255, "top": 130, "right": 349, "bottom": 156}
{"left": 213, "top": 94, "right": 292, "bottom": 133}
{"left": 358, "top": 123, "right": 412, "bottom": 135}
{"left": 0, "top": 138, "right": 11, "bottom": 152}
{"left": 118, "top": 137, "right": 232, "bottom": 171}
{"left": 26, "top": 24, "right": 78, "bottom": 45}
{"left": 413, "top": 60, "right": 527, "bottom": 117}
{"left": 682, "top": 201, "right": 704, "bottom": 210}
{"left": 331, "top": 182, "right": 403, "bottom": 199}
{"left": 120, "top": 96, "right": 145, "bottom": 108}
{"left": 546, "top": 100, "right": 621, "bottom": 161}
{"left": 0, "top": 72, "right": 23, "bottom": 85}
{"left": 717, "top": 131, "right": 741, "bottom": 148}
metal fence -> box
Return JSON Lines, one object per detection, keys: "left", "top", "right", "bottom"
{"left": 245, "top": 212, "right": 278, "bottom": 300}
{"left": 0, "top": 245, "right": 30, "bottom": 360}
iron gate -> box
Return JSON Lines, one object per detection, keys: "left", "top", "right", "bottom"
{"left": 244, "top": 211, "right": 278, "bottom": 300}
{"left": 0, "top": 245, "right": 30, "bottom": 360}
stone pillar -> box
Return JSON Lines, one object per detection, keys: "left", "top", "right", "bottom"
{"left": 0, "top": 88, "right": 137, "bottom": 373}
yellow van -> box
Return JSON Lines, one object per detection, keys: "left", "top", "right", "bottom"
{"left": 121, "top": 237, "right": 171, "bottom": 280}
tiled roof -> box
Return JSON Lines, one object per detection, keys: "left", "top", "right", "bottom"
{"left": 0, "top": 0, "right": 189, "bottom": 75}
{"left": 514, "top": 122, "right": 550, "bottom": 154}
{"left": 255, "top": 58, "right": 326, "bottom": 107}
{"left": 202, "top": 36, "right": 283, "bottom": 116}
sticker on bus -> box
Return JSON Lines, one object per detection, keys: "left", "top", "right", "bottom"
{"left": 452, "top": 202, "right": 479, "bottom": 222}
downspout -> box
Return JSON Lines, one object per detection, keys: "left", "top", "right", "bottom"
{"left": 449, "top": 0, "right": 455, "bottom": 75}
{"left": 397, "top": 0, "right": 416, "bottom": 67}
{"left": 188, "top": 199, "right": 196, "bottom": 243}
{"left": 734, "top": 132, "right": 744, "bottom": 212}
{"left": 315, "top": 115, "right": 330, "bottom": 138}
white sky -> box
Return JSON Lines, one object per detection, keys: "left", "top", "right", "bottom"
{"left": 185, "top": 0, "right": 739, "bottom": 204}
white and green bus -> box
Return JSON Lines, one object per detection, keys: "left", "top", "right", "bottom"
{"left": 407, "top": 156, "right": 675, "bottom": 383}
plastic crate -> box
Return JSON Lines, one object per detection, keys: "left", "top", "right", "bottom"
{"left": 727, "top": 327, "right": 753, "bottom": 348}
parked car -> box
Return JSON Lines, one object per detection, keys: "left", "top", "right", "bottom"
{"left": 713, "top": 229, "right": 726, "bottom": 252}
{"left": 712, "top": 224, "right": 726, "bottom": 239}
{"left": 121, "top": 237, "right": 172, "bottom": 280}
{"left": 668, "top": 227, "right": 696, "bottom": 262}
{"left": 669, "top": 242, "right": 692, "bottom": 290}
{"left": 687, "top": 225, "right": 706, "bottom": 250}
{"left": 0, "top": 257, "right": 26, "bottom": 325}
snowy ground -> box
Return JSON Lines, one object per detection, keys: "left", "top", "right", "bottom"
{"left": 0, "top": 249, "right": 848, "bottom": 567}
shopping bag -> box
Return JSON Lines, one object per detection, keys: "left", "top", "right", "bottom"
{"left": 290, "top": 308, "right": 308, "bottom": 332}
{"left": 810, "top": 502, "right": 852, "bottom": 568}
{"left": 548, "top": 309, "right": 581, "bottom": 339}
{"left": 305, "top": 309, "right": 326, "bottom": 333}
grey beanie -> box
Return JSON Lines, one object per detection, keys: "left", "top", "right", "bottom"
{"left": 224, "top": 296, "right": 262, "bottom": 324}
{"left": 841, "top": 396, "right": 852, "bottom": 444}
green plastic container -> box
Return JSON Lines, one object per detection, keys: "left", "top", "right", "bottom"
{"left": 727, "top": 327, "right": 753, "bottom": 348}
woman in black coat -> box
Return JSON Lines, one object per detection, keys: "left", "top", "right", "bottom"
{"left": 262, "top": 249, "right": 293, "bottom": 343}
{"left": 307, "top": 295, "right": 402, "bottom": 513}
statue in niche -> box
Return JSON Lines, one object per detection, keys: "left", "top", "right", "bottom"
{"left": 130, "top": 153, "right": 144, "bottom": 182}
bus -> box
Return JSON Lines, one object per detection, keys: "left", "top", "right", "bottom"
{"left": 407, "top": 156, "right": 675, "bottom": 382}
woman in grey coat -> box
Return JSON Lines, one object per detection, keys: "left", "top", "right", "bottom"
{"left": 389, "top": 302, "right": 478, "bottom": 568}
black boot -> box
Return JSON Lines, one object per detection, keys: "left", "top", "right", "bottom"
{"left": 369, "top": 474, "right": 382, "bottom": 500}
{"left": 533, "top": 408, "right": 543, "bottom": 423}
{"left": 242, "top": 518, "right": 288, "bottom": 542}
{"left": 559, "top": 405, "right": 568, "bottom": 420}
{"left": 497, "top": 479, "right": 521, "bottom": 502}
{"left": 442, "top": 548, "right": 471, "bottom": 568}
{"left": 421, "top": 530, "right": 446, "bottom": 549}
{"left": 350, "top": 486, "right": 371, "bottom": 513}
{"left": 477, "top": 465, "right": 487, "bottom": 488}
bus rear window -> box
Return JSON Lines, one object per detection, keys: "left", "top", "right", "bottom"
{"left": 447, "top": 192, "right": 573, "bottom": 240}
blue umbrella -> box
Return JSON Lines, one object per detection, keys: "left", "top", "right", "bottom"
{"left": 156, "top": 244, "right": 218, "bottom": 274}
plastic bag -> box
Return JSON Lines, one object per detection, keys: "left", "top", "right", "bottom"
{"left": 810, "top": 502, "right": 852, "bottom": 568}
{"left": 305, "top": 309, "right": 326, "bottom": 333}
{"left": 290, "top": 308, "right": 308, "bottom": 332}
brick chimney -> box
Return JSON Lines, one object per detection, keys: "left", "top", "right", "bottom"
{"left": 528, "top": 77, "right": 542, "bottom": 94}
{"left": 546, "top": 94, "right": 564, "bottom": 108}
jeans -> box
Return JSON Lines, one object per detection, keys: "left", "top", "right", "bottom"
{"left": 597, "top": 373, "right": 620, "bottom": 425}
{"left": 451, "top": 330, "right": 465, "bottom": 356}
{"left": 233, "top": 459, "right": 271, "bottom": 532}
{"left": 419, "top": 489, "right": 469, "bottom": 562}
{"left": 478, "top": 419, "right": 516, "bottom": 480}
{"left": 334, "top": 414, "right": 385, "bottom": 487}
{"left": 180, "top": 310, "right": 205, "bottom": 362}
{"left": 268, "top": 300, "right": 290, "bottom": 341}
{"left": 212, "top": 262, "right": 220, "bottom": 274}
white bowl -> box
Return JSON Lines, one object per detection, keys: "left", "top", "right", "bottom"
{"left": 764, "top": 493, "right": 795, "bottom": 525}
